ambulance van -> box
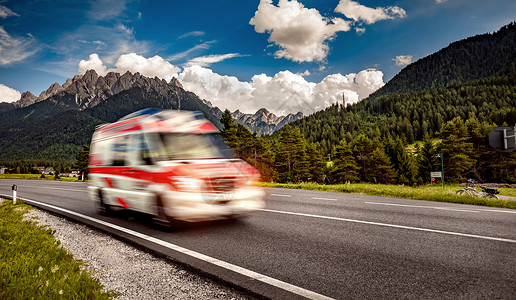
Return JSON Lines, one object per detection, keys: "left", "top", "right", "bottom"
{"left": 88, "top": 108, "right": 265, "bottom": 227}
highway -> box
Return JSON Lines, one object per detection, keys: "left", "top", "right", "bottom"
{"left": 1, "top": 179, "right": 515, "bottom": 299}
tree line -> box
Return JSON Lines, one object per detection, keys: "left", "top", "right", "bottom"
{"left": 221, "top": 109, "right": 516, "bottom": 184}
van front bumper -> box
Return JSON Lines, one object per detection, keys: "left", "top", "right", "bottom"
{"left": 161, "top": 186, "right": 265, "bottom": 222}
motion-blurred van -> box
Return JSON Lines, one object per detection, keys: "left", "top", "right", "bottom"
{"left": 87, "top": 108, "right": 265, "bottom": 227}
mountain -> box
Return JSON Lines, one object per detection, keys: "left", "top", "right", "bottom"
{"left": 231, "top": 108, "right": 304, "bottom": 135}
{"left": 280, "top": 22, "right": 516, "bottom": 156}
{"left": 0, "top": 70, "right": 224, "bottom": 166}
{"left": 369, "top": 22, "right": 516, "bottom": 100}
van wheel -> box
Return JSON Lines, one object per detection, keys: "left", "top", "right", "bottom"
{"left": 152, "top": 195, "right": 174, "bottom": 230}
{"left": 96, "top": 190, "right": 111, "bottom": 216}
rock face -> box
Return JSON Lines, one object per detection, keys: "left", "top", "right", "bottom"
{"left": 13, "top": 69, "right": 184, "bottom": 109}
{"left": 14, "top": 91, "right": 37, "bottom": 107}
{"left": 9, "top": 69, "right": 302, "bottom": 134}
{"left": 232, "top": 108, "right": 304, "bottom": 135}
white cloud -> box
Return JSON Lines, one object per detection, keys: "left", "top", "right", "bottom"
{"left": 0, "top": 5, "right": 19, "bottom": 18}
{"left": 0, "top": 26, "right": 39, "bottom": 65}
{"left": 436, "top": 0, "right": 447, "bottom": 3}
{"left": 167, "top": 40, "right": 216, "bottom": 61}
{"left": 393, "top": 55, "right": 413, "bottom": 66}
{"left": 335, "top": 0, "right": 406, "bottom": 25}
{"left": 179, "top": 65, "right": 384, "bottom": 115}
{"left": 186, "top": 53, "right": 244, "bottom": 67}
{"left": 79, "top": 53, "right": 108, "bottom": 75}
{"left": 0, "top": 83, "right": 21, "bottom": 103}
{"left": 296, "top": 70, "right": 311, "bottom": 77}
{"left": 79, "top": 53, "right": 385, "bottom": 115}
{"left": 179, "top": 65, "right": 254, "bottom": 112}
{"left": 113, "top": 53, "right": 180, "bottom": 81}
{"left": 250, "top": 0, "right": 351, "bottom": 63}
{"left": 79, "top": 53, "right": 180, "bottom": 81}
{"left": 178, "top": 31, "right": 205, "bottom": 39}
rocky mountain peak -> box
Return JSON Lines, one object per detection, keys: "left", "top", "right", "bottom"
{"left": 13, "top": 69, "right": 186, "bottom": 109}
{"left": 14, "top": 91, "right": 37, "bottom": 107}
{"left": 232, "top": 108, "right": 304, "bottom": 135}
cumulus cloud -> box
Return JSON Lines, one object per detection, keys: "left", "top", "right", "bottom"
{"left": 393, "top": 55, "right": 413, "bottom": 66}
{"left": 335, "top": 0, "right": 406, "bottom": 24}
{"left": 78, "top": 53, "right": 180, "bottom": 81}
{"left": 186, "top": 53, "right": 244, "bottom": 67}
{"left": 179, "top": 65, "right": 384, "bottom": 115}
{"left": 113, "top": 53, "right": 180, "bottom": 81}
{"left": 179, "top": 65, "right": 254, "bottom": 112}
{"left": 250, "top": 0, "right": 351, "bottom": 63}
{"left": 79, "top": 53, "right": 108, "bottom": 75}
{"left": 0, "top": 83, "right": 21, "bottom": 103}
{"left": 0, "top": 5, "right": 19, "bottom": 18}
{"left": 79, "top": 53, "right": 384, "bottom": 115}
{"left": 0, "top": 26, "right": 39, "bottom": 65}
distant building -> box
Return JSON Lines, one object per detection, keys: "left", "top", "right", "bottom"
{"left": 43, "top": 167, "right": 55, "bottom": 175}
{"left": 0, "top": 167, "right": 6, "bottom": 174}
{"left": 61, "top": 171, "right": 80, "bottom": 177}
{"left": 33, "top": 167, "right": 46, "bottom": 173}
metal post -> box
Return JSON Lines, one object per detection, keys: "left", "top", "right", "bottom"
{"left": 439, "top": 154, "right": 444, "bottom": 190}
{"left": 436, "top": 154, "right": 444, "bottom": 190}
{"left": 12, "top": 184, "right": 17, "bottom": 204}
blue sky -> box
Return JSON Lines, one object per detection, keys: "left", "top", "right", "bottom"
{"left": 0, "top": 0, "right": 515, "bottom": 115}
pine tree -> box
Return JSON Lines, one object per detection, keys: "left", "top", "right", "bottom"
{"left": 438, "top": 117, "right": 475, "bottom": 181}
{"left": 369, "top": 147, "right": 396, "bottom": 184}
{"left": 73, "top": 145, "right": 90, "bottom": 180}
{"left": 417, "top": 134, "right": 439, "bottom": 183}
{"left": 332, "top": 139, "right": 360, "bottom": 183}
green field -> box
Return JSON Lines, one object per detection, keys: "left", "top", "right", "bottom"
{"left": 0, "top": 174, "right": 83, "bottom": 182}
{"left": 0, "top": 199, "right": 118, "bottom": 299}
{"left": 262, "top": 182, "right": 516, "bottom": 209}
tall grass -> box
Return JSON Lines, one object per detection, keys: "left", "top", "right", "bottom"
{"left": 0, "top": 199, "right": 118, "bottom": 299}
{"left": 261, "top": 182, "right": 516, "bottom": 209}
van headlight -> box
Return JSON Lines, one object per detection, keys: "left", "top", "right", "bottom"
{"left": 170, "top": 176, "right": 203, "bottom": 192}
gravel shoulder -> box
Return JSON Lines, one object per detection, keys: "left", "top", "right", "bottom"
{"left": 22, "top": 207, "right": 253, "bottom": 299}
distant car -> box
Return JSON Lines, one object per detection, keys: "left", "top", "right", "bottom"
{"left": 87, "top": 108, "right": 265, "bottom": 227}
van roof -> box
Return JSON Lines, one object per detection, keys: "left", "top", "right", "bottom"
{"left": 93, "top": 109, "right": 218, "bottom": 140}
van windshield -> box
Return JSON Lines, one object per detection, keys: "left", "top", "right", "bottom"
{"left": 158, "top": 133, "right": 235, "bottom": 160}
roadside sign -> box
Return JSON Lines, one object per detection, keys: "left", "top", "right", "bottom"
{"left": 430, "top": 172, "right": 442, "bottom": 178}
{"left": 489, "top": 127, "right": 516, "bottom": 152}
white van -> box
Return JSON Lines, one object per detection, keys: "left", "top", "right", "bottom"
{"left": 87, "top": 108, "right": 265, "bottom": 227}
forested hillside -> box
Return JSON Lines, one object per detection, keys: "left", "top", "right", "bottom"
{"left": 370, "top": 22, "right": 516, "bottom": 99}
{"left": 292, "top": 71, "right": 516, "bottom": 155}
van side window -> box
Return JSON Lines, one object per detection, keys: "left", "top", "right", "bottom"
{"left": 135, "top": 134, "right": 153, "bottom": 165}
{"left": 111, "top": 136, "right": 128, "bottom": 166}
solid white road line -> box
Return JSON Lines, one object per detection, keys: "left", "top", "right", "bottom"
{"left": 260, "top": 208, "right": 516, "bottom": 244}
{"left": 365, "top": 201, "right": 480, "bottom": 213}
{"left": 15, "top": 197, "right": 333, "bottom": 300}
{"left": 270, "top": 193, "right": 292, "bottom": 197}
{"left": 480, "top": 209, "right": 516, "bottom": 214}
{"left": 19, "top": 186, "right": 87, "bottom": 193}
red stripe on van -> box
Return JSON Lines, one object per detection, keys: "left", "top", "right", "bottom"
{"left": 115, "top": 197, "right": 130, "bottom": 208}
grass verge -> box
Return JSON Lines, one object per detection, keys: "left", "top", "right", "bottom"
{"left": 0, "top": 174, "right": 84, "bottom": 182}
{"left": 0, "top": 199, "right": 118, "bottom": 299}
{"left": 261, "top": 182, "right": 516, "bottom": 209}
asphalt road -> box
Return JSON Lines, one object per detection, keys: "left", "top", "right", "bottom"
{"left": 1, "top": 179, "right": 516, "bottom": 299}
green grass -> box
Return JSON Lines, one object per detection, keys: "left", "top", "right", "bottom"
{"left": 0, "top": 199, "right": 118, "bottom": 299}
{"left": 261, "top": 182, "right": 516, "bottom": 209}
{"left": 0, "top": 174, "right": 84, "bottom": 182}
